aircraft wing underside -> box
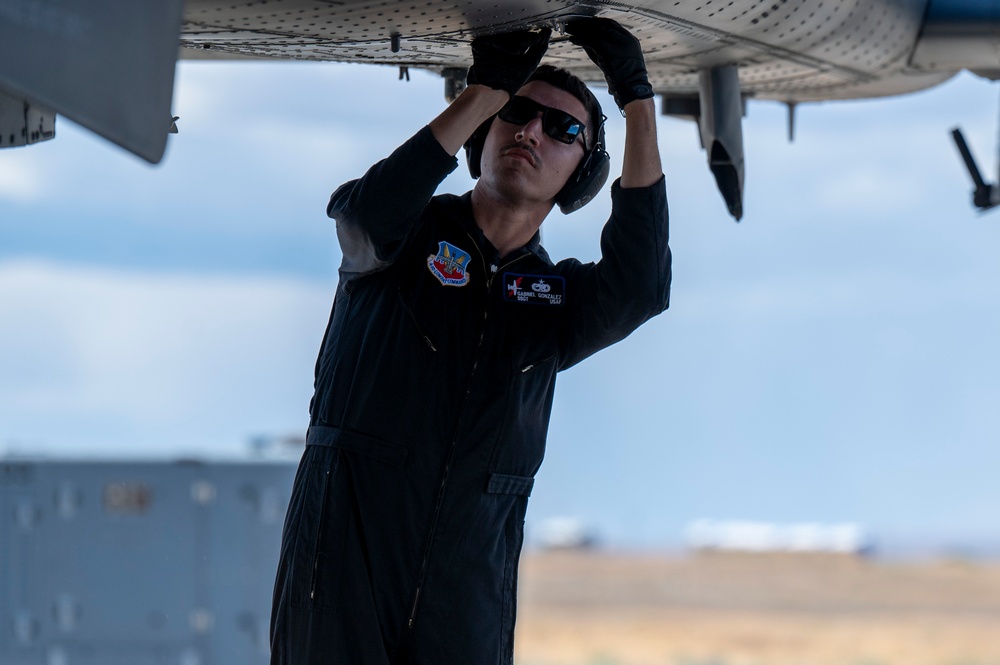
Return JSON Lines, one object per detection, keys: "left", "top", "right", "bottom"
{"left": 178, "top": 0, "right": 953, "bottom": 103}
{"left": 174, "top": 0, "right": 995, "bottom": 218}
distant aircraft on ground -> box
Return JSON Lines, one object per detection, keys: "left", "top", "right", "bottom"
{"left": 0, "top": 0, "right": 997, "bottom": 218}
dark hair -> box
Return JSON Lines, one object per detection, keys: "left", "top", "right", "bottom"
{"left": 525, "top": 65, "right": 604, "bottom": 150}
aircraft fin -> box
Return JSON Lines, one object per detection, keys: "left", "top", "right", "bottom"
{"left": 0, "top": 0, "right": 186, "bottom": 163}
{"left": 698, "top": 65, "right": 746, "bottom": 221}
{"left": 661, "top": 74, "right": 746, "bottom": 222}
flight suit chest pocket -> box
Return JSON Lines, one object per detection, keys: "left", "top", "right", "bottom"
{"left": 488, "top": 353, "right": 558, "bottom": 479}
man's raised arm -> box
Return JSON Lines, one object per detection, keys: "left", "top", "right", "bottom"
{"left": 430, "top": 28, "right": 551, "bottom": 155}
{"left": 558, "top": 18, "right": 671, "bottom": 370}
{"left": 566, "top": 18, "right": 663, "bottom": 188}
{"left": 331, "top": 28, "right": 549, "bottom": 274}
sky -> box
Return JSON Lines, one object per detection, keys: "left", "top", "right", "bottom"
{"left": 1, "top": 61, "right": 998, "bottom": 553}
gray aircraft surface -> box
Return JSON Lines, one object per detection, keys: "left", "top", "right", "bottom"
{"left": 0, "top": 0, "right": 998, "bottom": 218}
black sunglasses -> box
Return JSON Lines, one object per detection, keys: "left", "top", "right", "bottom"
{"left": 497, "top": 96, "right": 587, "bottom": 146}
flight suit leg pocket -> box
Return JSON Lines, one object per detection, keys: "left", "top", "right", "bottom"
{"left": 289, "top": 450, "right": 347, "bottom": 610}
{"left": 487, "top": 472, "right": 533, "bottom": 664}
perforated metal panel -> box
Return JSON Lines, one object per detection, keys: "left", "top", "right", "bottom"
{"left": 179, "top": 0, "right": 953, "bottom": 101}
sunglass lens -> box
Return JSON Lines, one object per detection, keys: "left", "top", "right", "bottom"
{"left": 498, "top": 96, "right": 585, "bottom": 145}
{"left": 545, "top": 113, "right": 583, "bottom": 144}
{"left": 498, "top": 97, "right": 538, "bottom": 125}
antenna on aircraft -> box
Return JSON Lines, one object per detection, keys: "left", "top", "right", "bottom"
{"left": 951, "top": 127, "right": 999, "bottom": 211}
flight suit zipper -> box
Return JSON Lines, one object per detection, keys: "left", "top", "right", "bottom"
{"left": 519, "top": 354, "right": 556, "bottom": 374}
{"left": 402, "top": 238, "right": 528, "bottom": 639}
{"left": 308, "top": 467, "right": 332, "bottom": 603}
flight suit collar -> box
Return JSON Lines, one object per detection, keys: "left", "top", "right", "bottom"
{"left": 458, "top": 192, "right": 554, "bottom": 269}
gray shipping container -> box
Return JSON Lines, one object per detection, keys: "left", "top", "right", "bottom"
{"left": 1, "top": 456, "right": 297, "bottom": 665}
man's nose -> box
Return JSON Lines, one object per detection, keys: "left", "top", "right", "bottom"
{"left": 516, "top": 115, "right": 544, "bottom": 145}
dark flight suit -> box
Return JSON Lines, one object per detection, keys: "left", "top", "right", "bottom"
{"left": 270, "top": 126, "right": 671, "bottom": 664}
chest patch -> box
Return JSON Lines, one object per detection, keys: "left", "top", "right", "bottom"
{"left": 427, "top": 241, "right": 472, "bottom": 287}
{"left": 503, "top": 273, "right": 566, "bottom": 306}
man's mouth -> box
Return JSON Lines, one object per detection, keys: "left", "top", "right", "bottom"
{"left": 502, "top": 144, "right": 538, "bottom": 167}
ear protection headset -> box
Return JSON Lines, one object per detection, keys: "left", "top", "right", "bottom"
{"left": 464, "top": 111, "right": 611, "bottom": 215}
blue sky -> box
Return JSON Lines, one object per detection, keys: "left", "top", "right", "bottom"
{"left": 1, "top": 62, "right": 998, "bottom": 552}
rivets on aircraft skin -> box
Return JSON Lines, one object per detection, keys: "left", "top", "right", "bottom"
{"left": 176, "top": 0, "right": 928, "bottom": 101}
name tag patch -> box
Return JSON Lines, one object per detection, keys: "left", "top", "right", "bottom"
{"left": 503, "top": 273, "right": 565, "bottom": 306}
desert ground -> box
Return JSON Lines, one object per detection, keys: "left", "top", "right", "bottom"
{"left": 514, "top": 551, "right": 1000, "bottom": 665}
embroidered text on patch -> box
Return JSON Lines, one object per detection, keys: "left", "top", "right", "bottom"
{"left": 427, "top": 241, "right": 472, "bottom": 287}
{"left": 503, "top": 273, "right": 565, "bottom": 306}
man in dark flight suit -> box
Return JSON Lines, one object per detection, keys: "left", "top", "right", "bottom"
{"left": 270, "top": 17, "right": 671, "bottom": 665}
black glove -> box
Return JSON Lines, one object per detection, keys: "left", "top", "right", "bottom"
{"left": 466, "top": 28, "right": 551, "bottom": 97}
{"left": 566, "top": 17, "right": 653, "bottom": 111}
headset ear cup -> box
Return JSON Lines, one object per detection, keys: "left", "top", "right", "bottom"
{"left": 555, "top": 145, "right": 611, "bottom": 214}
{"left": 464, "top": 116, "right": 495, "bottom": 179}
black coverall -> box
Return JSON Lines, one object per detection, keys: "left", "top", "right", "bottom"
{"left": 270, "top": 126, "right": 671, "bottom": 664}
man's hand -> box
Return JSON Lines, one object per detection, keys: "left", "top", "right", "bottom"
{"left": 466, "top": 28, "right": 552, "bottom": 97}
{"left": 566, "top": 18, "right": 653, "bottom": 112}
{"left": 432, "top": 27, "right": 548, "bottom": 156}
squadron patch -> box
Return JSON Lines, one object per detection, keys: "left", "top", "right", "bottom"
{"left": 427, "top": 241, "right": 472, "bottom": 287}
{"left": 503, "top": 273, "right": 566, "bottom": 306}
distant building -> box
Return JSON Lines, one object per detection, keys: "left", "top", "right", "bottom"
{"left": 1, "top": 453, "right": 296, "bottom": 665}
{"left": 685, "top": 519, "right": 873, "bottom": 555}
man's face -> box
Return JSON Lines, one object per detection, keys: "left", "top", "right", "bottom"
{"left": 479, "top": 81, "right": 589, "bottom": 207}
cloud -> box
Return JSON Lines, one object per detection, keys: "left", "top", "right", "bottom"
{"left": 0, "top": 150, "right": 44, "bottom": 202}
{"left": 0, "top": 259, "right": 333, "bottom": 455}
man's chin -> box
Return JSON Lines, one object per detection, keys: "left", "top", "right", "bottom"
{"left": 485, "top": 186, "right": 558, "bottom": 212}
{"left": 481, "top": 165, "right": 559, "bottom": 202}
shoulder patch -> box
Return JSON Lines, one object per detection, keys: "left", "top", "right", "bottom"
{"left": 503, "top": 273, "right": 565, "bottom": 306}
{"left": 427, "top": 241, "right": 472, "bottom": 287}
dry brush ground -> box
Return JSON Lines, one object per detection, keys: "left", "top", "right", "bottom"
{"left": 514, "top": 551, "right": 1000, "bottom": 665}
